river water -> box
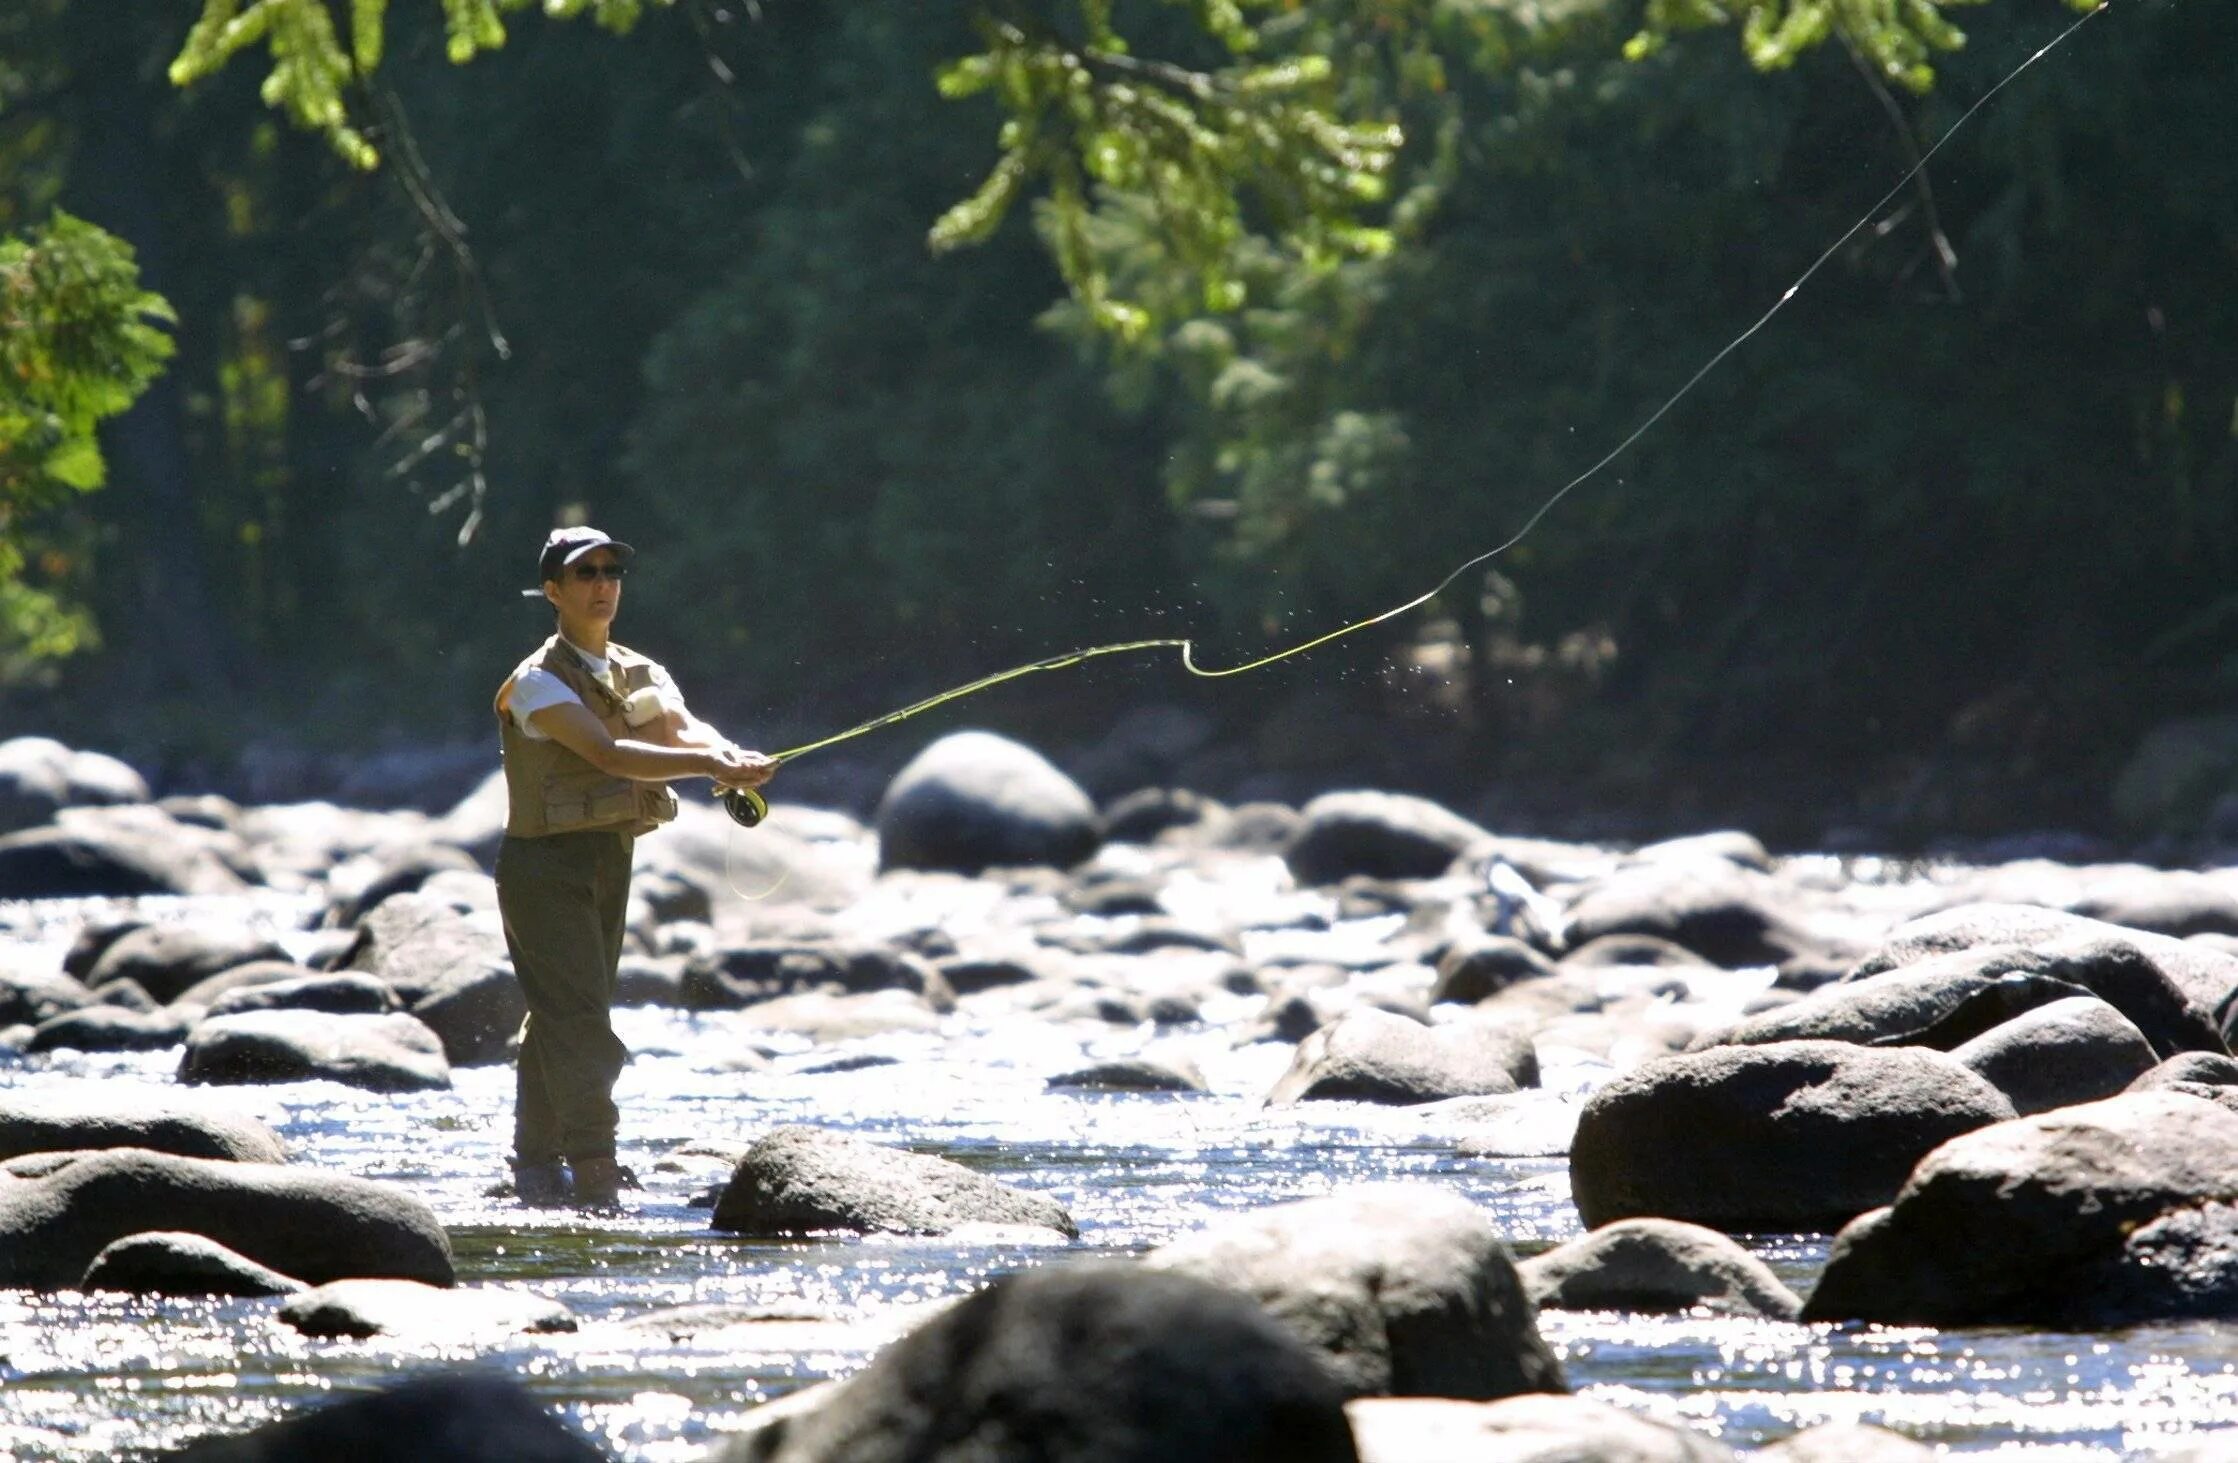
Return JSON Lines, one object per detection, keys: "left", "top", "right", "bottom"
{"left": 3, "top": 882, "right": 2236, "bottom": 1460}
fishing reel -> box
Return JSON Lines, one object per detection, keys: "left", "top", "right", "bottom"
{"left": 718, "top": 786, "right": 769, "bottom": 829}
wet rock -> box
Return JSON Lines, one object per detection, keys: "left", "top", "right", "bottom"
{"left": 1854, "top": 903, "right": 2238, "bottom": 1046}
{"left": 0, "top": 1090, "right": 286, "bottom": 1163}
{"left": 1571, "top": 1040, "right": 2015, "bottom": 1232}
{"left": 1948, "top": 996, "right": 2159, "bottom": 1115}
{"left": 0, "top": 1147, "right": 452, "bottom": 1287}
{"left": 181, "top": 1010, "right": 453, "bottom": 1092}
{"left": 934, "top": 950, "right": 1060, "bottom": 996}
{"left": 1692, "top": 939, "right": 2226, "bottom": 1061}
{"left": 1284, "top": 791, "right": 1491, "bottom": 886}
{"left": 711, "top": 1126, "right": 1077, "bottom": 1238}
{"left": 725, "top": 990, "right": 944, "bottom": 1042}
{"left": 87, "top": 976, "right": 158, "bottom": 1012}
{"left": 0, "top": 964, "right": 94, "bottom": 1027}
{"left": 84, "top": 920, "right": 287, "bottom": 1005}
{"left": 280, "top": 1279, "right": 576, "bottom": 1339}
{"left": 0, "top": 736, "right": 148, "bottom": 834}
{"left": 26, "top": 1004, "right": 194, "bottom": 1053}
{"left": 1517, "top": 1217, "right": 1801, "bottom": 1320}
{"left": 1755, "top": 1423, "right": 1937, "bottom": 1462}
{"left": 1447, "top": 1091, "right": 1583, "bottom": 1158}
{"left": 168, "top": 959, "right": 331, "bottom": 1011}
{"left": 876, "top": 730, "right": 1102, "bottom": 874}
{"left": 323, "top": 841, "right": 484, "bottom": 927}
{"left": 163, "top": 1371, "right": 606, "bottom": 1463}
{"left": 205, "top": 971, "right": 399, "bottom": 1019}
{"left": 1805, "top": 1092, "right": 2238, "bottom": 1327}
{"left": 1561, "top": 861, "right": 1823, "bottom": 970}
{"left": 1266, "top": 1008, "right": 1538, "bottom": 1107}
{"left": 615, "top": 954, "right": 687, "bottom": 1006}
{"left": 2130, "top": 1051, "right": 2238, "bottom": 1093}
{"left": 1347, "top": 1395, "right": 1732, "bottom": 1463}
{"left": 684, "top": 941, "right": 950, "bottom": 1010}
{"left": 1430, "top": 936, "right": 1557, "bottom": 1005}
{"left": 711, "top": 1263, "right": 1357, "bottom": 1463}
{"left": 81, "top": 1230, "right": 307, "bottom": 1297}
{"left": 1046, "top": 1056, "right": 1208, "bottom": 1092}
{"left": 1104, "top": 786, "right": 1223, "bottom": 843}
{"left": 1062, "top": 875, "right": 1167, "bottom": 916}
{"left": 340, "top": 891, "right": 521, "bottom": 1063}
{"left": 341, "top": 889, "right": 507, "bottom": 998}
{"left": 0, "top": 804, "right": 252, "bottom": 897}
{"left": 1146, "top": 1183, "right": 1563, "bottom": 1400}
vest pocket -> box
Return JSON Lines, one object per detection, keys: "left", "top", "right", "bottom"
{"left": 542, "top": 778, "right": 639, "bottom": 831}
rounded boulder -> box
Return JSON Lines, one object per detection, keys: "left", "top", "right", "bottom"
{"left": 876, "top": 731, "right": 1101, "bottom": 874}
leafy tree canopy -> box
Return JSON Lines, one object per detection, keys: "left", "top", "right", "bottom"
{"left": 169, "top": 0, "right": 2070, "bottom": 338}
{"left": 0, "top": 210, "right": 175, "bottom": 667}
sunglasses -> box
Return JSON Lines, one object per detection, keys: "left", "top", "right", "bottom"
{"left": 568, "top": 563, "right": 628, "bottom": 582}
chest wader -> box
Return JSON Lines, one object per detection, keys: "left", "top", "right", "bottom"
{"left": 493, "top": 638, "right": 678, "bottom": 1175}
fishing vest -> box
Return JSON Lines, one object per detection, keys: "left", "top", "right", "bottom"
{"left": 495, "top": 635, "right": 680, "bottom": 838}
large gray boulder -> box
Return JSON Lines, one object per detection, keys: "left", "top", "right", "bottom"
{"left": 1347, "top": 1395, "right": 1733, "bottom": 1463}
{"left": 1560, "top": 861, "right": 1825, "bottom": 971}
{"left": 26, "top": 1004, "right": 194, "bottom": 1053}
{"left": 0, "top": 735, "right": 148, "bottom": 834}
{"left": 341, "top": 891, "right": 521, "bottom": 1063}
{"left": 1947, "top": 996, "right": 2159, "bottom": 1115}
{"left": 876, "top": 731, "right": 1101, "bottom": 874}
{"left": 711, "top": 1264, "right": 1359, "bottom": 1463}
{"left": 81, "top": 1230, "right": 307, "bottom": 1297}
{"left": 1571, "top": 1040, "right": 2015, "bottom": 1232}
{"left": 711, "top": 1126, "right": 1076, "bottom": 1238}
{"left": 1805, "top": 1092, "right": 2238, "bottom": 1327}
{"left": 0, "top": 805, "right": 251, "bottom": 897}
{"left": 163, "top": 1372, "right": 606, "bottom": 1463}
{"left": 82, "top": 920, "right": 289, "bottom": 1005}
{"left": 1283, "top": 792, "right": 1492, "bottom": 886}
{"left": 1695, "top": 939, "right": 2225, "bottom": 1061}
{"left": 0, "top": 1147, "right": 451, "bottom": 1288}
{"left": 1854, "top": 903, "right": 2238, "bottom": 1046}
{"left": 0, "top": 1089, "right": 286, "bottom": 1163}
{"left": 1266, "top": 1008, "right": 1538, "bottom": 1107}
{"left": 1146, "top": 1183, "right": 1564, "bottom": 1401}
{"left": 180, "top": 1010, "right": 453, "bottom": 1092}
{"left": 1517, "top": 1217, "right": 1801, "bottom": 1320}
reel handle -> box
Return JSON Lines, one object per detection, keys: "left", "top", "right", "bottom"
{"left": 718, "top": 786, "right": 769, "bottom": 828}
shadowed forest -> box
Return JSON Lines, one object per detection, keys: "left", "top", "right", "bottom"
{"left": 2, "top": 0, "right": 2231, "bottom": 850}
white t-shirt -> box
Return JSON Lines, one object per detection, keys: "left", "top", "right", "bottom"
{"left": 507, "top": 638, "right": 686, "bottom": 741}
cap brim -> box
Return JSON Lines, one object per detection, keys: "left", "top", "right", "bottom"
{"left": 559, "top": 539, "right": 635, "bottom": 568}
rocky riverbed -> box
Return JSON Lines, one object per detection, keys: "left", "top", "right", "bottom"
{"left": 4, "top": 728, "right": 2238, "bottom": 1460}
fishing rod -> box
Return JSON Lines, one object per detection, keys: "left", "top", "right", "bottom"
{"left": 717, "top": 0, "right": 2115, "bottom": 833}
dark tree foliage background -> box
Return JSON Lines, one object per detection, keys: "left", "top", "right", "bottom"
{"left": 1, "top": 0, "right": 2231, "bottom": 848}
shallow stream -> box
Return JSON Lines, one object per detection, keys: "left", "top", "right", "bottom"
{"left": 3, "top": 887, "right": 2235, "bottom": 1459}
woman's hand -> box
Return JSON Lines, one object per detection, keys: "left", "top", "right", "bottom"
{"left": 706, "top": 746, "right": 778, "bottom": 788}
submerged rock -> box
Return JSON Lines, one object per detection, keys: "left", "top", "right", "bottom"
{"left": 1146, "top": 1183, "right": 1564, "bottom": 1400}
{"left": 711, "top": 1126, "right": 1077, "bottom": 1239}
{"left": 280, "top": 1278, "right": 576, "bottom": 1339}
{"left": 1266, "top": 1008, "right": 1538, "bottom": 1107}
{"left": 82, "top": 1230, "right": 306, "bottom": 1297}
{"left": 162, "top": 1371, "right": 607, "bottom": 1462}
{"left": 0, "top": 1147, "right": 451, "bottom": 1288}
{"left": 1347, "top": 1394, "right": 1733, "bottom": 1463}
{"left": 0, "top": 1089, "right": 287, "bottom": 1164}
{"left": 180, "top": 1010, "right": 453, "bottom": 1092}
{"left": 710, "top": 1263, "right": 1358, "bottom": 1463}
{"left": 1518, "top": 1217, "right": 1801, "bottom": 1320}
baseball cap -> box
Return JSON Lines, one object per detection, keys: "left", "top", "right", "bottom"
{"left": 523, "top": 526, "right": 636, "bottom": 597}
